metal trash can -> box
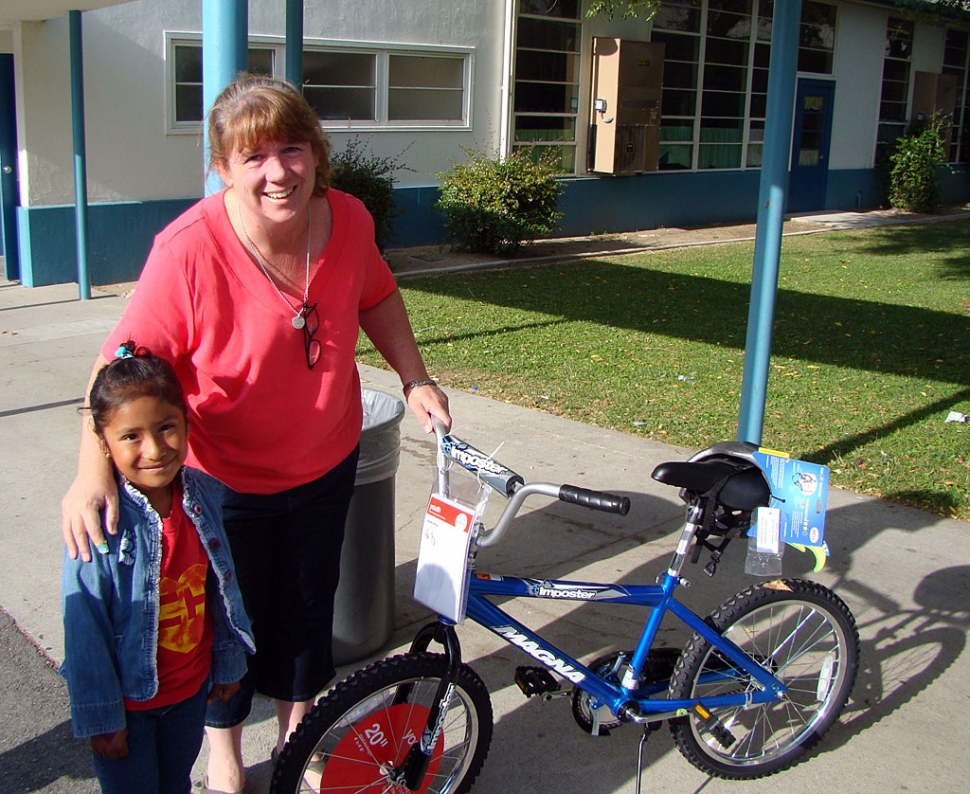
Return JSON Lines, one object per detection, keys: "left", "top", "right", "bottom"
{"left": 332, "top": 388, "right": 406, "bottom": 665}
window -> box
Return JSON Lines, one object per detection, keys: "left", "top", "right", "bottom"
{"left": 303, "top": 50, "right": 376, "bottom": 120}
{"left": 944, "top": 28, "right": 970, "bottom": 164}
{"left": 170, "top": 41, "right": 276, "bottom": 129}
{"left": 875, "top": 17, "right": 914, "bottom": 164}
{"left": 303, "top": 49, "right": 468, "bottom": 125}
{"left": 167, "top": 36, "right": 470, "bottom": 132}
{"left": 389, "top": 55, "right": 466, "bottom": 121}
{"left": 653, "top": 0, "right": 702, "bottom": 169}
{"left": 513, "top": 0, "right": 582, "bottom": 173}
{"left": 699, "top": 0, "right": 754, "bottom": 170}
{"left": 797, "top": 1, "right": 836, "bottom": 75}
{"left": 652, "top": 0, "right": 836, "bottom": 172}
{"left": 654, "top": 0, "right": 762, "bottom": 171}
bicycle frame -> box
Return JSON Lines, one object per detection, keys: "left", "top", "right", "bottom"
{"left": 462, "top": 567, "right": 784, "bottom": 720}
{"left": 269, "top": 432, "right": 856, "bottom": 794}
{"left": 413, "top": 430, "right": 787, "bottom": 730}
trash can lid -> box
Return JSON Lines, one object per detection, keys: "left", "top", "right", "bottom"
{"left": 361, "top": 388, "right": 405, "bottom": 432}
{"left": 357, "top": 388, "right": 406, "bottom": 485}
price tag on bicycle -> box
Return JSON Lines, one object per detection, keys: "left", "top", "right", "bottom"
{"left": 413, "top": 423, "right": 496, "bottom": 623}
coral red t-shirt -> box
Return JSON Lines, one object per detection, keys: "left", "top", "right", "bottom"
{"left": 104, "top": 188, "right": 398, "bottom": 493}
{"left": 126, "top": 489, "right": 212, "bottom": 710}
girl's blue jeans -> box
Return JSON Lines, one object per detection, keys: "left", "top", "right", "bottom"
{"left": 91, "top": 680, "right": 208, "bottom": 794}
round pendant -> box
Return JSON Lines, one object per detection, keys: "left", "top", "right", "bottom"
{"left": 291, "top": 315, "right": 306, "bottom": 330}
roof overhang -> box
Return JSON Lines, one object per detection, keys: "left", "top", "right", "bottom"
{"left": 0, "top": 1, "right": 131, "bottom": 29}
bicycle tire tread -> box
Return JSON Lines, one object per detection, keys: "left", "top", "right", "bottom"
{"left": 270, "top": 652, "right": 493, "bottom": 794}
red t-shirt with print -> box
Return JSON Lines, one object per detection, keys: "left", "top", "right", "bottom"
{"left": 126, "top": 488, "right": 213, "bottom": 710}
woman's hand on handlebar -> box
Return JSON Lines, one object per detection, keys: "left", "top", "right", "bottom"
{"left": 61, "top": 453, "right": 119, "bottom": 563}
{"left": 405, "top": 381, "right": 451, "bottom": 434}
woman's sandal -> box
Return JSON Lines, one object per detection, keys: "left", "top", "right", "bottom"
{"left": 271, "top": 746, "right": 325, "bottom": 787}
{"left": 201, "top": 776, "right": 247, "bottom": 794}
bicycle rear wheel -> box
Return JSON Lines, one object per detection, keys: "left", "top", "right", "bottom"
{"left": 270, "top": 652, "right": 492, "bottom": 794}
{"left": 669, "top": 578, "right": 858, "bottom": 779}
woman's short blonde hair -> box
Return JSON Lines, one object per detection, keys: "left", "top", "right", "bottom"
{"left": 207, "top": 73, "right": 331, "bottom": 196}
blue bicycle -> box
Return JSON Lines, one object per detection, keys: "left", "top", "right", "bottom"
{"left": 272, "top": 432, "right": 859, "bottom": 793}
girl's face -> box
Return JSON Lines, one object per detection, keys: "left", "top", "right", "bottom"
{"left": 100, "top": 395, "right": 188, "bottom": 505}
{"left": 220, "top": 138, "right": 319, "bottom": 229}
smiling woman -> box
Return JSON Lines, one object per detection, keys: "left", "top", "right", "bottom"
{"left": 60, "top": 72, "right": 452, "bottom": 794}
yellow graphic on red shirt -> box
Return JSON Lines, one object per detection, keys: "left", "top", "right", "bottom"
{"left": 157, "top": 562, "right": 208, "bottom": 653}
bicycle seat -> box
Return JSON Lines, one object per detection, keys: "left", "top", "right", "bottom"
{"left": 651, "top": 459, "right": 770, "bottom": 512}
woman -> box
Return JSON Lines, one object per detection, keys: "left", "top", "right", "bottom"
{"left": 61, "top": 73, "right": 450, "bottom": 793}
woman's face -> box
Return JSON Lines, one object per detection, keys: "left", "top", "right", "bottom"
{"left": 221, "top": 139, "right": 320, "bottom": 227}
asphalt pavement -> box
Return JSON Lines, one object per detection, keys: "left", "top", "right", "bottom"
{"left": 2, "top": 210, "right": 969, "bottom": 793}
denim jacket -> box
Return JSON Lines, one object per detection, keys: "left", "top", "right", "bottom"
{"left": 61, "top": 467, "right": 255, "bottom": 738}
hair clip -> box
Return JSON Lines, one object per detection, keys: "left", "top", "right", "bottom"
{"left": 115, "top": 345, "right": 134, "bottom": 360}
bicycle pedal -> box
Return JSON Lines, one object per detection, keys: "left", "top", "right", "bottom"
{"left": 515, "top": 666, "right": 561, "bottom": 697}
{"left": 692, "top": 703, "right": 736, "bottom": 749}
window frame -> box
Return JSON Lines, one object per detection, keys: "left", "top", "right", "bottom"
{"left": 165, "top": 34, "right": 283, "bottom": 135}
{"left": 654, "top": 0, "right": 763, "bottom": 172}
{"left": 943, "top": 27, "right": 970, "bottom": 164}
{"left": 652, "top": 0, "right": 838, "bottom": 173}
{"left": 512, "top": 3, "right": 583, "bottom": 176}
{"left": 874, "top": 16, "right": 915, "bottom": 165}
{"left": 304, "top": 40, "right": 474, "bottom": 130}
{"left": 164, "top": 33, "right": 473, "bottom": 135}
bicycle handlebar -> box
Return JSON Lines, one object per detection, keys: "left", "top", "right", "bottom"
{"left": 559, "top": 484, "right": 631, "bottom": 516}
{"left": 432, "top": 426, "right": 630, "bottom": 548}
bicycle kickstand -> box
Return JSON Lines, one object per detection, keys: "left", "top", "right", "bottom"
{"left": 635, "top": 722, "right": 662, "bottom": 794}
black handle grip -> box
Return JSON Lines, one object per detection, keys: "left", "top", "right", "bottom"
{"left": 559, "top": 485, "right": 631, "bottom": 516}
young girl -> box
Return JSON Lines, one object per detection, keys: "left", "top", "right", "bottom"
{"left": 61, "top": 342, "right": 255, "bottom": 794}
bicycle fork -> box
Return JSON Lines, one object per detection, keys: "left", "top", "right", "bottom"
{"left": 397, "top": 620, "right": 463, "bottom": 790}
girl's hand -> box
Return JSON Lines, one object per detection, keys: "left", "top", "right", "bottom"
{"left": 208, "top": 681, "right": 241, "bottom": 704}
{"left": 90, "top": 729, "right": 129, "bottom": 759}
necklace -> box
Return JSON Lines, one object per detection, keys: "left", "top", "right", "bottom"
{"left": 235, "top": 196, "right": 312, "bottom": 330}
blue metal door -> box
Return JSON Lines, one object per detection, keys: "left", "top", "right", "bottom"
{"left": 0, "top": 54, "right": 20, "bottom": 280}
{"left": 788, "top": 79, "right": 834, "bottom": 213}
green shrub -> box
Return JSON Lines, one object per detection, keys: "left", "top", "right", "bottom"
{"left": 888, "top": 114, "right": 949, "bottom": 213}
{"left": 329, "top": 137, "right": 411, "bottom": 252}
{"left": 435, "top": 148, "right": 563, "bottom": 256}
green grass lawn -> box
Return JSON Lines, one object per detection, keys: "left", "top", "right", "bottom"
{"left": 358, "top": 220, "right": 970, "bottom": 521}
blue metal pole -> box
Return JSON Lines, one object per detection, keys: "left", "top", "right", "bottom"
{"left": 202, "top": 0, "right": 249, "bottom": 195}
{"left": 69, "top": 11, "right": 91, "bottom": 300}
{"left": 737, "top": 0, "right": 803, "bottom": 445}
{"left": 285, "top": 0, "right": 304, "bottom": 89}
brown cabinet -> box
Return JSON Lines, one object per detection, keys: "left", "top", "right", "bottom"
{"left": 588, "top": 38, "right": 664, "bottom": 175}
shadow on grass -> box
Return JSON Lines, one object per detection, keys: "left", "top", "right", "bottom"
{"left": 806, "top": 386, "right": 970, "bottom": 467}
{"left": 404, "top": 258, "right": 969, "bottom": 386}
{"left": 848, "top": 219, "right": 970, "bottom": 280}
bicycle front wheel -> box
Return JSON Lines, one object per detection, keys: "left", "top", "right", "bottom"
{"left": 270, "top": 652, "right": 493, "bottom": 794}
{"left": 669, "top": 578, "right": 858, "bottom": 780}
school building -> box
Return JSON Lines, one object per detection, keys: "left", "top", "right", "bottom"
{"left": 1, "top": 0, "right": 969, "bottom": 287}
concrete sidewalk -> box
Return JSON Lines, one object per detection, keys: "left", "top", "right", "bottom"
{"left": 2, "top": 212, "right": 969, "bottom": 792}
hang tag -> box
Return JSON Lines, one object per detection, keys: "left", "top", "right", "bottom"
{"left": 756, "top": 506, "right": 781, "bottom": 554}
{"left": 413, "top": 493, "right": 476, "bottom": 623}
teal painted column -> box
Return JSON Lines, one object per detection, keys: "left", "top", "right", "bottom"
{"left": 202, "top": 0, "right": 249, "bottom": 195}
{"left": 69, "top": 11, "right": 91, "bottom": 300}
{"left": 285, "top": 0, "right": 304, "bottom": 89}
{"left": 737, "top": 0, "right": 803, "bottom": 445}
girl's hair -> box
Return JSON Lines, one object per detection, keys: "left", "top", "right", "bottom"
{"left": 206, "top": 72, "right": 331, "bottom": 196}
{"left": 88, "top": 341, "right": 188, "bottom": 436}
